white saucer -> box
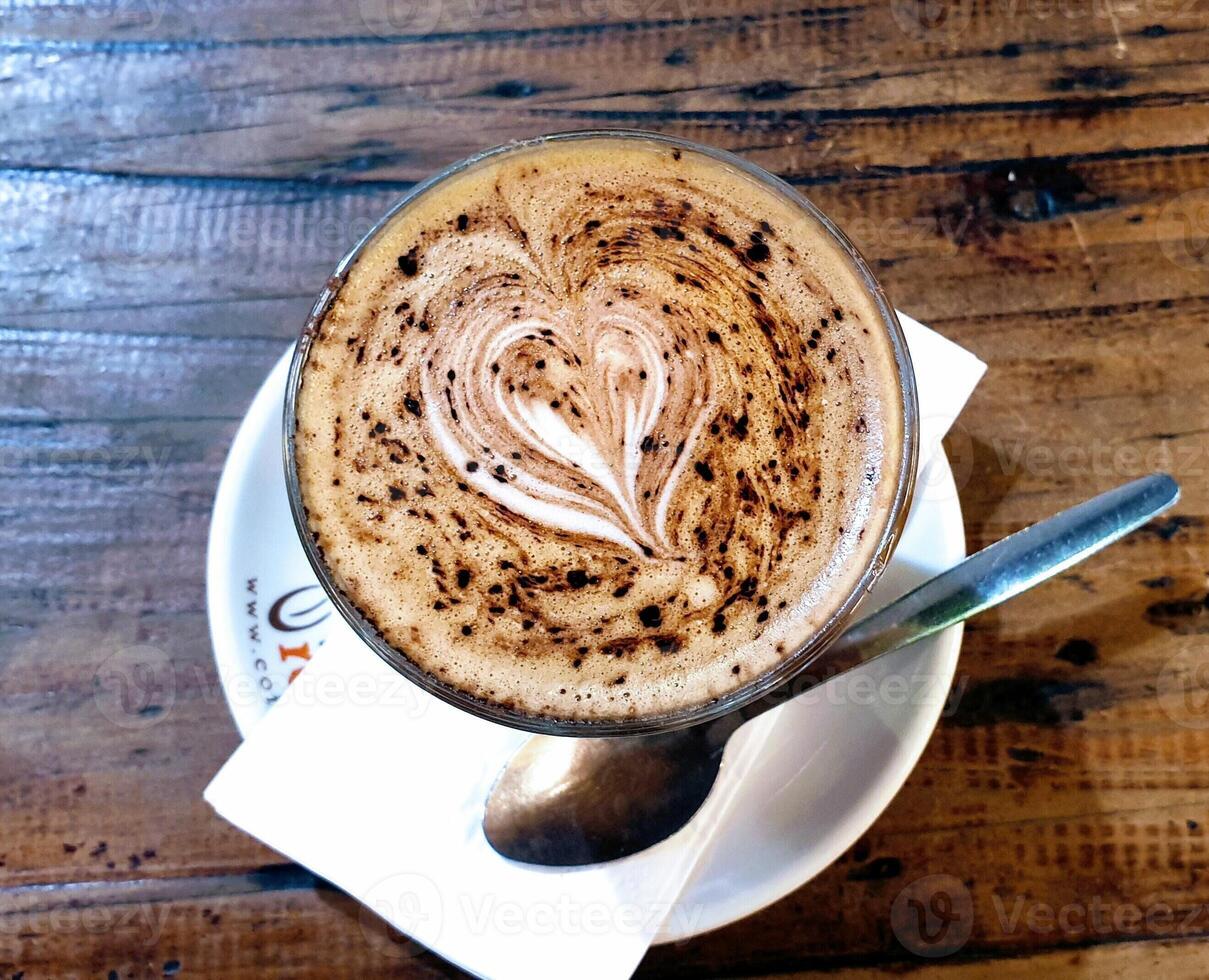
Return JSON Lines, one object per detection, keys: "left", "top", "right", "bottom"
{"left": 206, "top": 347, "right": 965, "bottom": 943}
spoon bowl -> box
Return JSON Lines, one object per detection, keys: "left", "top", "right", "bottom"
{"left": 483, "top": 719, "right": 740, "bottom": 865}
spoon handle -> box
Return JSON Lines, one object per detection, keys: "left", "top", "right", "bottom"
{"left": 744, "top": 473, "right": 1180, "bottom": 718}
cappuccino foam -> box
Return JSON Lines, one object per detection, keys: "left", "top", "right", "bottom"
{"left": 294, "top": 136, "right": 906, "bottom": 723}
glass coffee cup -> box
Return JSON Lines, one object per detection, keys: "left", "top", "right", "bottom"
{"left": 284, "top": 130, "right": 918, "bottom": 736}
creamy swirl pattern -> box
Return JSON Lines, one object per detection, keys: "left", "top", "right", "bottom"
{"left": 419, "top": 248, "right": 715, "bottom": 558}
{"left": 294, "top": 137, "right": 906, "bottom": 723}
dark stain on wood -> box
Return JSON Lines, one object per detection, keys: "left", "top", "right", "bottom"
{"left": 1007, "top": 747, "right": 1045, "bottom": 763}
{"left": 1055, "top": 638, "right": 1099, "bottom": 666}
{"left": 948, "top": 678, "right": 1112, "bottom": 727}
{"left": 481, "top": 79, "right": 542, "bottom": 99}
{"left": 938, "top": 160, "right": 1118, "bottom": 248}
{"left": 1146, "top": 593, "right": 1209, "bottom": 634}
{"left": 1049, "top": 66, "right": 1133, "bottom": 93}
{"left": 740, "top": 79, "right": 796, "bottom": 101}
{"left": 1139, "top": 515, "right": 1202, "bottom": 541}
{"left": 846, "top": 856, "right": 904, "bottom": 881}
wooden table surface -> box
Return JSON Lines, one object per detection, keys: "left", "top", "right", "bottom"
{"left": 3, "top": 0, "right": 1209, "bottom": 976}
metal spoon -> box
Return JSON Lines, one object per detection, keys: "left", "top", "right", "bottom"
{"left": 483, "top": 473, "right": 1180, "bottom": 866}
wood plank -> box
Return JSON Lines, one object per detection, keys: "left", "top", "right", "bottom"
{"left": 2, "top": 5, "right": 1208, "bottom": 181}
{"left": 0, "top": 611, "right": 272, "bottom": 888}
{"left": 771, "top": 935, "right": 1209, "bottom": 978}
{"left": 0, "top": 172, "right": 403, "bottom": 338}
{"left": 7, "top": 826, "right": 1209, "bottom": 980}
{"left": 0, "top": 0, "right": 804, "bottom": 44}
{"left": 7, "top": 858, "right": 1209, "bottom": 977}
{"left": 638, "top": 797, "right": 1209, "bottom": 970}
{"left": 0, "top": 873, "right": 461, "bottom": 978}
{"left": 6, "top": 0, "right": 1206, "bottom": 80}
{"left": 4, "top": 142, "right": 1209, "bottom": 339}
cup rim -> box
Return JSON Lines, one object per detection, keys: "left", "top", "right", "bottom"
{"left": 283, "top": 128, "right": 919, "bottom": 737}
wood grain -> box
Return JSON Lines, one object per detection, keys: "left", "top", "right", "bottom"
{"left": 2, "top": 0, "right": 1208, "bottom": 975}
{"left": 4, "top": 11, "right": 1209, "bottom": 183}
{"left": 5, "top": 143, "right": 1209, "bottom": 337}
{"left": 777, "top": 936, "right": 1209, "bottom": 978}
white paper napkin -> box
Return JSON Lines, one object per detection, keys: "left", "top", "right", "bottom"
{"left": 205, "top": 312, "right": 985, "bottom": 980}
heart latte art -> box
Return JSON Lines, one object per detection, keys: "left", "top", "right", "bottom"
{"left": 294, "top": 137, "right": 908, "bottom": 724}
{"left": 421, "top": 276, "right": 715, "bottom": 559}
